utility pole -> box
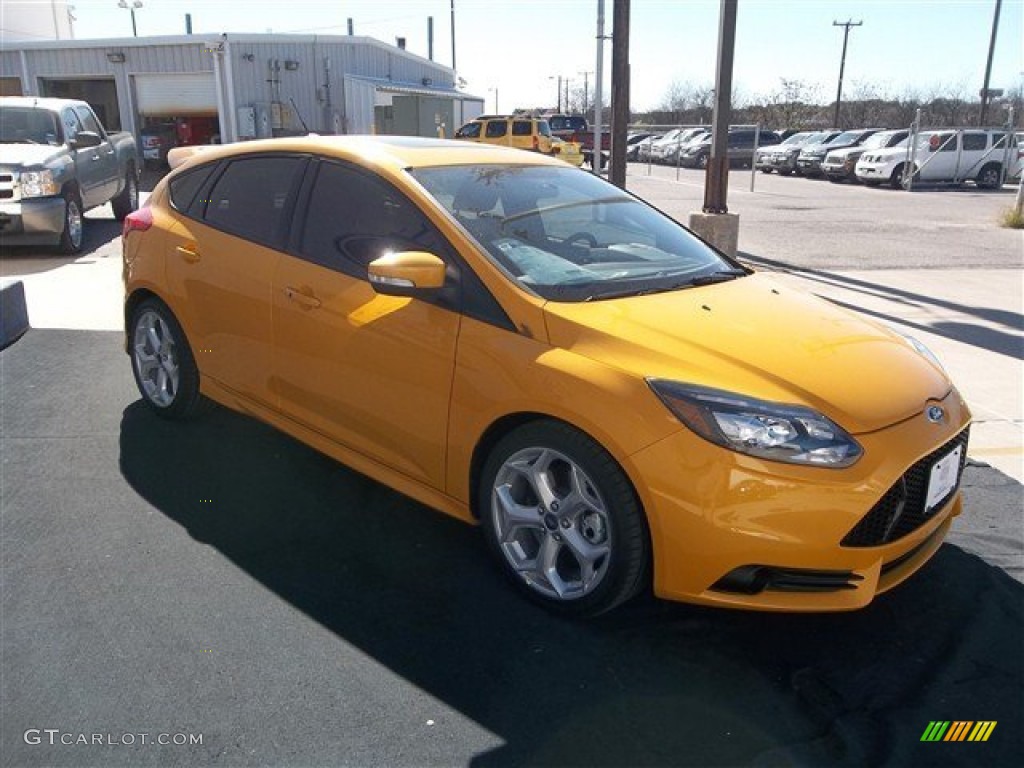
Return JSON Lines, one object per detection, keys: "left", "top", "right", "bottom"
{"left": 832, "top": 19, "right": 862, "bottom": 129}
{"left": 703, "top": 0, "right": 736, "bottom": 215}
{"left": 450, "top": 0, "right": 457, "bottom": 72}
{"left": 609, "top": 0, "right": 630, "bottom": 189}
{"left": 579, "top": 71, "right": 593, "bottom": 118}
{"left": 550, "top": 75, "right": 563, "bottom": 111}
{"left": 593, "top": 0, "right": 606, "bottom": 176}
{"left": 979, "top": 0, "right": 1002, "bottom": 125}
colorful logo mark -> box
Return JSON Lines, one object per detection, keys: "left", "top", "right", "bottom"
{"left": 920, "top": 721, "right": 996, "bottom": 742}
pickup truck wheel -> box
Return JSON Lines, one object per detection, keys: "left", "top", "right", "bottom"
{"left": 111, "top": 167, "right": 139, "bottom": 220}
{"left": 976, "top": 163, "right": 1002, "bottom": 190}
{"left": 58, "top": 192, "right": 83, "bottom": 254}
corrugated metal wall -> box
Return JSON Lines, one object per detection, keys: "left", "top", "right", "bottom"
{"left": 5, "top": 36, "right": 459, "bottom": 141}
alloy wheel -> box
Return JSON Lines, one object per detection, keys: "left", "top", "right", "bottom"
{"left": 132, "top": 309, "right": 180, "bottom": 408}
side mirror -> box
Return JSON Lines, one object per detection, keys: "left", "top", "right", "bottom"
{"left": 367, "top": 251, "right": 446, "bottom": 297}
{"left": 71, "top": 131, "right": 102, "bottom": 149}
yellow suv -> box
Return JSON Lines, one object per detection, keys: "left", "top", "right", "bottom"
{"left": 455, "top": 115, "right": 553, "bottom": 154}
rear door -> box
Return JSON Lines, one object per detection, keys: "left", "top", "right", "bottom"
{"left": 920, "top": 132, "right": 958, "bottom": 181}
{"left": 162, "top": 153, "right": 308, "bottom": 408}
{"left": 272, "top": 159, "right": 462, "bottom": 488}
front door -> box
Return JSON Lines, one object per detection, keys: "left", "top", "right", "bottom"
{"left": 272, "top": 159, "right": 461, "bottom": 489}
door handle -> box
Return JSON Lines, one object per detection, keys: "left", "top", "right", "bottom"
{"left": 175, "top": 244, "right": 201, "bottom": 263}
{"left": 283, "top": 286, "right": 322, "bottom": 310}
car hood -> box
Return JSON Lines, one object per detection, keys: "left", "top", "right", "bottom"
{"left": 802, "top": 142, "right": 851, "bottom": 155}
{"left": 0, "top": 143, "right": 64, "bottom": 167}
{"left": 543, "top": 273, "right": 950, "bottom": 435}
{"left": 827, "top": 146, "right": 865, "bottom": 160}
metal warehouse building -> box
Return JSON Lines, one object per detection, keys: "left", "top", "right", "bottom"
{"left": 0, "top": 33, "right": 484, "bottom": 146}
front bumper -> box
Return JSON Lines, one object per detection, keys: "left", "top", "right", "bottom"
{"left": 0, "top": 197, "right": 66, "bottom": 246}
{"left": 757, "top": 153, "right": 800, "bottom": 172}
{"left": 796, "top": 156, "right": 826, "bottom": 174}
{"left": 626, "top": 388, "right": 971, "bottom": 611}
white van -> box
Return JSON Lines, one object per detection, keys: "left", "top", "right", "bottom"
{"left": 855, "top": 128, "right": 1019, "bottom": 189}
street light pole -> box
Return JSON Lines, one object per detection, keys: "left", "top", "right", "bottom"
{"left": 832, "top": 19, "right": 862, "bottom": 129}
{"left": 118, "top": 0, "right": 143, "bottom": 37}
{"left": 489, "top": 87, "right": 499, "bottom": 114}
{"left": 579, "top": 71, "right": 593, "bottom": 119}
{"left": 549, "top": 75, "right": 563, "bottom": 111}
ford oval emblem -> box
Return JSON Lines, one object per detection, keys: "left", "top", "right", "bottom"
{"left": 926, "top": 405, "right": 945, "bottom": 424}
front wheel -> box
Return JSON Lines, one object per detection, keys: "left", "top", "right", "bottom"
{"left": 58, "top": 191, "right": 83, "bottom": 254}
{"left": 479, "top": 421, "right": 649, "bottom": 616}
{"left": 889, "top": 165, "right": 906, "bottom": 190}
{"left": 129, "top": 298, "right": 202, "bottom": 420}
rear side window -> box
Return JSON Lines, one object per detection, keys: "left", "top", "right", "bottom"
{"left": 962, "top": 133, "right": 987, "bottom": 151}
{"left": 455, "top": 122, "right": 481, "bottom": 139}
{"left": 485, "top": 121, "right": 508, "bottom": 138}
{"left": 168, "top": 164, "right": 217, "bottom": 214}
{"left": 512, "top": 121, "right": 532, "bottom": 136}
{"left": 204, "top": 156, "right": 306, "bottom": 247}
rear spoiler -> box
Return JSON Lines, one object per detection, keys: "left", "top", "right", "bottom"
{"left": 167, "top": 145, "right": 215, "bottom": 170}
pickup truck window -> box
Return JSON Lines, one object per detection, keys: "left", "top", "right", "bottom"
{"left": 74, "top": 106, "right": 104, "bottom": 137}
{"left": 61, "top": 109, "right": 83, "bottom": 141}
{"left": 0, "top": 107, "right": 61, "bottom": 146}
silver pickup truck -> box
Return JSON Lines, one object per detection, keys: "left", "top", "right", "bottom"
{"left": 0, "top": 96, "right": 139, "bottom": 253}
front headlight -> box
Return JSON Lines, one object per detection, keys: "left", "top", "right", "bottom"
{"left": 20, "top": 170, "right": 60, "bottom": 198}
{"left": 647, "top": 380, "right": 863, "bottom": 468}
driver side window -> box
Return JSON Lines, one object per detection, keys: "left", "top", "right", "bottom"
{"left": 298, "top": 160, "right": 451, "bottom": 279}
{"left": 61, "top": 109, "right": 83, "bottom": 143}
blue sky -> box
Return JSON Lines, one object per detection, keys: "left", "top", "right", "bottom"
{"left": 60, "top": 0, "right": 1024, "bottom": 111}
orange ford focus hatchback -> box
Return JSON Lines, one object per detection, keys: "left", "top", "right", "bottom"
{"left": 122, "top": 136, "right": 970, "bottom": 616}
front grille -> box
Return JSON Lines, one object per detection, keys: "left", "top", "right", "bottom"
{"left": 842, "top": 428, "right": 970, "bottom": 548}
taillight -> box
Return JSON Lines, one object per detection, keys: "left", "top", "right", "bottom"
{"left": 122, "top": 205, "right": 153, "bottom": 238}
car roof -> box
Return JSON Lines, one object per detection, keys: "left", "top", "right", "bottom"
{"left": 168, "top": 135, "right": 565, "bottom": 172}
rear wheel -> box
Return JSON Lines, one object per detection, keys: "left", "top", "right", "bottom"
{"left": 479, "top": 421, "right": 649, "bottom": 617}
{"left": 976, "top": 163, "right": 1002, "bottom": 190}
{"left": 111, "top": 166, "right": 139, "bottom": 220}
{"left": 129, "top": 298, "right": 202, "bottom": 420}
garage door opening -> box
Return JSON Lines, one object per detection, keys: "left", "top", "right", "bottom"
{"left": 40, "top": 77, "right": 119, "bottom": 129}
{"left": 134, "top": 73, "right": 219, "bottom": 168}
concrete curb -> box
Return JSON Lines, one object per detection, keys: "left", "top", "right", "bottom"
{"left": 1, "top": 279, "right": 30, "bottom": 349}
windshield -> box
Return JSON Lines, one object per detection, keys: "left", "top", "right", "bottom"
{"left": 0, "top": 107, "right": 61, "bottom": 145}
{"left": 410, "top": 164, "right": 742, "bottom": 302}
{"left": 861, "top": 132, "right": 898, "bottom": 149}
{"left": 829, "top": 130, "right": 863, "bottom": 145}
{"left": 782, "top": 132, "right": 812, "bottom": 145}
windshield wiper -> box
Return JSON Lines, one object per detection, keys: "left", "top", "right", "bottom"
{"left": 689, "top": 269, "right": 747, "bottom": 286}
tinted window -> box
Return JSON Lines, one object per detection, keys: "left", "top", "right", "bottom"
{"left": 512, "top": 121, "right": 532, "bottom": 136}
{"left": 456, "top": 122, "right": 481, "bottom": 138}
{"left": 204, "top": 156, "right": 305, "bottom": 246}
{"left": 299, "top": 160, "right": 450, "bottom": 277}
{"left": 537, "top": 121, "right": 551, "bottom": 137}
{"left": 485, "top": 121, "right": 508, "bottom": 138}
{"left": 74, "top": 106, "right": 103, "bottom": 135}
{"left": 937, "top": 133, "right": 957, "bottom": 152}
{"left": 168, "top": 164, "right": 217, "bottom": 214}
{"left": 61, "top": 109, "right": 83, "bottom": 140}
{"left": 962, "top": 133, "right": 987, "bottom": 151}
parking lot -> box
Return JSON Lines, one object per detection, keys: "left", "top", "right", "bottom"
{"left": 2, "top": 165, "right": 1022, "bottom": 766}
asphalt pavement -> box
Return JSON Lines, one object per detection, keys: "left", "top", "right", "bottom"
{"left": 1, "top": 164, "right": 1022, "bottom": 767}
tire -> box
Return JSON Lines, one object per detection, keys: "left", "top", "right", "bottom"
{"left": 889, "top": 165, "right": 906, "bottom": 190}
{"left": 826, "top": 175, "right": 843, "bottom": 184}
{"left": 975, "top": 163, "right": 1002, "bottom": 190}
{"left": 111, "top": 166, "right": 139, "bottom": 220}
{"left": 862, "top": 180, "right": 881, "bottom": 187}
{"left": 479, "top": 420, "right": 649, "bottom": 617}
{"left": 58, "top": 191, "right": 83, "bottom": 254}
{"left": 779, "top": 169, "right": 793, "bottom": 177}
{"left": 128, "top": 298, "right": 203, "bottom": 420}
{"left": 759, "top": 168, "right": 772, "bottom": 174}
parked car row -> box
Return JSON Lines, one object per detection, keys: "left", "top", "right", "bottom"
{"left": 635, "top": 127, "right": 783, "bottom": 168}
{"left": 758, "top": 126, "right": 1022, "bottom": 189}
